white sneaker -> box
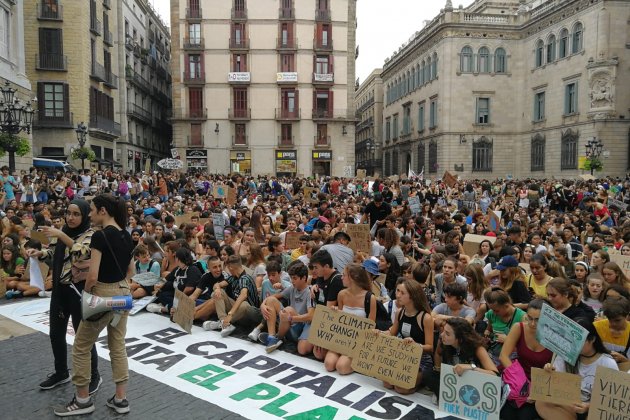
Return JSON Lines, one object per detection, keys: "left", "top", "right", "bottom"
{"left": 248, "top": 327, "right": 261, "bottom": 342}
{"left": 146, "top": 303, "right": 165, "bottom": 314}
{"left": 203, "top": 320, "right": 222, "bottom": 331}
{"left": 38, "top": 291, "right": 52, "bottom": 298}
{"left": 220, "top": 324, "right": 236, "bottom": 337}
{"left": 431, "top": 394, "right": 438, "bottom": 405}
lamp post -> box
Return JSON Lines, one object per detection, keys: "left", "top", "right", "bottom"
{"left": 585, "top": 137, "right": 604, "bottom": 176}
{"left": 75, "top": 121, "right": 88, "bottom": 170}
{"left": 0, "top": 80, "right": 35, "bottom": 173}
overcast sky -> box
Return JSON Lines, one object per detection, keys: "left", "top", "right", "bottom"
{"left": 150, "top": 0, "right": 447, "bottom": 82}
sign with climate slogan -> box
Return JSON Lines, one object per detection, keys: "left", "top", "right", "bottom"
{"left": 536, "top": 303, "right": 588, "bottom": 365}
{"left": 307, "top": 305, "right": 375, "bottom": 356}
{"left": 439, "top": 364, "right": 501, "bottom": 420}
{"left": 588, "top": 366, "right": 630, "bottom": 420}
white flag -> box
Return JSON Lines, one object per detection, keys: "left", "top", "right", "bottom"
{"left": 28, "top": 257, "right": 45, "bottom": 291}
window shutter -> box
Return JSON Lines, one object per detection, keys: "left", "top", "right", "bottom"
{"left": 564, "top": 85, "right": 569, "bottom": 114}
{"left": 295, "top": 89, "right": 299, "bottom": 110}
{"left": 63, "top": 83, "right": 69, "bottom": 117}
{"left": 329, "top": 54, "right": 334, "bottom": 73}
{"left": 328, "top": 90, "right": 333, "bottom": 115}
{"left": 37, "top": 82, "right": 45, "bottom": 115}
{"left": 242, "top": 54, "right": 247, "bottom": 71}
{"left": 312, "top": 90, "right": 317, "bottom": 111}
{"left": 38, "top": 28, "right": 46, "bottom": 55}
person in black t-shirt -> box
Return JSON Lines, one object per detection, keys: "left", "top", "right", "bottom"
{"left": 361, "top": 193, "right": 392, "bottom": 229}
{"left": 192, "top": 256, "right": 225, "bottom": 321}
{"left": 148, "top": 247, "right": 201, "bottom": 315}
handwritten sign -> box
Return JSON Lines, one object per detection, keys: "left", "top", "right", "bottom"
{"left": 439, "top": 364, "right": 501, "bottom": 420}
{"left": 174, "top": 213, "right": 193, "bottom": 227}
{"left": 352, "top": 331, "right": 422, "bottom": 389}
{"left": 608, "top": 198, "right": 628, "bottom": 211}
{"left": 530, "top": 368, "right": 581, "bottom": 406}
{"left": 408, "top": 196, "right": 421, "bottom": 215}
{"left": 346, "top": 224, "right": 371, "bottom": 254}
{"left": 356, "top": 169, "right": 366, "bottom": 180}
{"left": 443, "top": 171, "right": 457, "bottom": 188}
{"left": 610, "top": 254, "right": 630, "bottom": 279}
{"left": 227, "top": 187, "right": 237, "bottom": 206}
{"left": 284, "top": 231, "right": 302, "bottom": 250}
{"left": 463, "top": 234, "right": 496, "bottom": 258}
{"left": 588, "top": 366, "right": 629, "bottom": 420}
{"left": 488, "top": 211, "right": 501, "bottom": 233}
{"left": 307, "top": 305, "right": 375, "bottom": 356}
{"left": 213, "top": 185, "right": 228, "bottom": 199}
{"left": 173, "top": 289, "right": 194, "bottom": 334}
{"left": 212, "top": 213, "right": 225, "bottom": 241}
{"left": 536, "top": 303, "right": 588, "bottom": 365}
{"left": 304, "top": 187, "right": 319, "bottom": 204}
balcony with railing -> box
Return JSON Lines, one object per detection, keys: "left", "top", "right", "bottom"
{"left": 104, "top": 71, "right": 118, "bottom": 89}
{"left": 89, "top": 115, "right": 121, "bottom": 137}
{"left": 314, "top": 39, "right": 333, "bottom": 51}
{"left": 186, "top": 8, "right": 202, "bottom": 20}
{"left": 279, "top": 7, "right": 295, "bottom": 19}
{"left": 182, "top": 71, "right": 205, "bottom": 85}
{"left": 228, "top": 108, "right": 251, "bottom": 121}
{"left": 276, "top": 37, "right": 298, "bottom": 50}
{"left": 183, "top": 37, "right": 204, "bottom": 49}
{"left": 36, "top": 54, "right": 68, "bottom": 71}
{"left": 104, "top": 29, "right": 114, "bottom": 47}
{"left": 315, "top": 9, "right": 331, "bottom": 21}
{"left": 127, "top": 102, "right": 152, "bottom": 123}
{"left": 155, "top": 41, "right": 165, "bottom": 54}
{"left": 229, "top": 38, "right": 250, "bottom": 50}
{"left": 314, "top": 135, "right": 331, "bottom": 147}
{"left": 275, "top": 108, "right": 301, "bottom": 121}
{"left": 312, "top": 72, "right": 334, "bottom": 84}
{"left": 125, "top": 67, "right": 151, "bottom": 92}
{"left": 171, "top": 108, "right": 208, "bottom": 120}
{"left": 125, "top": 36, "right": 135, "bottom": 50}
{"left": 277, "top": 136, "right": 295, "bottom": 147}
{"left": 232, "top": 136, "right": 248, "bottom": 147}
{"left": 38, "top": 3, "right": 63, "bottom": 20}
{"left": 34, "top": 110, "right": 74, "bottom": 129}
{"left": 312, "top": 108, "right": 333, "bottom": 120}
{"left": 90, "top": 18, "right": 102, "bottom": 36}
{"left": 231, "top": 8, "right": 247, "bottom": 20}
{"left": 90, "top": 62, "right": 106, "bottom": 82}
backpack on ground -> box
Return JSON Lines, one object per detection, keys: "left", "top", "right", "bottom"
{"left": 364, "top": 291, "right": 393, "bottom": 331}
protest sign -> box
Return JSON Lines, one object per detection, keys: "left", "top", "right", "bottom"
{"left": 536, "top": 303, "right": 588, "bottom": 365}
{"left": 408, "top": 196, "right": 421, "bottom": 215}
{"left": 530, "top": 367, "right": 581, "bottom": 406}
{"left": 303, "top": 187, "right": 319, "bottom": 204}
{"left": 173, "top": 289, "right": 194, "bottom": 334}
{"left": 439, "top": 363, "right": 501, "bottom": 420}
{"left": 213, "top": 185, "right": 228, "bottom": 199}
{"left": 356, "top": 169, "right": 366, "bottom": 180}
{"left": 27, "top": 257, "right": 46, "bottom": 291}
{"left": 227, "top": 187, "right": 237, "bottom": 206}
{"left": 352, "top": 331, "right": 422, "bottom": 389}
{"left": 22, "top": 219, "right": 35, "bottom": 229}
{"left": 463, "top": 234, "right": 496, "bottom": 258}
{"left": 284, "top": 231, "right": 302, "bottom": 250}
{"left": 29, "top": 229, "right": 50, "bottom": 246}
{"left": 443, "top": 171, "right": 457, "bottom": 188}
{"left": 608, "top": 198, "right": 628, "bottom": 211}
{"left": 130, "top": 295, "right": 158, "bottom": 315}
{"left": 488, "top": 211, "right": 501, "bottom": 233}
{"left": 307, "top": 305, "right": 375, "bottom": 356}
{"left": 212, "top": 213, "right": 225, "bottom": 241}
{"left": 610, "top": 254, "right": 630, "bottom": 278}
{"left": 174, "top": 213, "right": 193, "bottom": 227}
{"left": 588, "top": 366, "right": 630, "bottom": 420}
{"left": 346, "top": 223, "right": 371, "bottom": 254}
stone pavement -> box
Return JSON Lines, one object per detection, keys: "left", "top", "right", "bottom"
{"left": 0, "top": 316, "right": 245, "bottom": 420}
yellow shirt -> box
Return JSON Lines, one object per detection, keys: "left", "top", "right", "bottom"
{"left": 594, "top": 319, "right": 630, "bottom": 357}
{"left": 527, "top": 274, "right": 550, "bottom": 298}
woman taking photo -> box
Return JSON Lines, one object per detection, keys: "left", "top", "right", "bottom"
{"left": 29, "top": 200, "right": 101, "bottom": 394}
{"left": 54, "top": 194, "right": 135, "bottom": 416}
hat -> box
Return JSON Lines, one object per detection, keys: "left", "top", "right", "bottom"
{"left": 362, "top": 259, "right": 380, "bottom": 276}
{"left": 496, "top": 256, "right": 519, "bottom": 270}
{"left": 373, "top": 192, "right": 383, "bottom": 202}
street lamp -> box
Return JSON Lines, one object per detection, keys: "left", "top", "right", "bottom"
{"left": 585, "top": 137, "right": 604, "bottom": 176}
{"left": 75, "top": 121, "right": 88, "bottom": 169}
{"left": 0, "top": 80, "right": 35, "bottom": 172}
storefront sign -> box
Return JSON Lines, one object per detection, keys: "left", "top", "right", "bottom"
{"left": 186, "top": 149, "right": 208, "bottom": 169}
{"left": 312, "top": 151, "right": 332, "bottom": 161}
{"left": 276, "top": 72, "right": 298, "bottom": 82}
{"left": 276, "top": 150, "right": 297, "bottom": 173}
{"left": 228, "top": 72, "right": 251, "bottom": 82}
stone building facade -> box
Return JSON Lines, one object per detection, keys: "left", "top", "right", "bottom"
{"left": 355, "top": 69, "right": 383, "bottom": 177}
{"left": 170, "top": 0, "right": 357, "bottom": 177}
{"left": 381, "top": 0, "right": 630, "bottom": 179}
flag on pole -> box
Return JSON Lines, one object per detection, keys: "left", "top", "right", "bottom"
{"left": 408, "top": 163, "right": 417, "bottom": 179}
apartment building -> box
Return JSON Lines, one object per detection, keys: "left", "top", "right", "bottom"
{"left": 171, "top": 0, "right": 357, "bottom": 177}
{"left": 355, "top": 69, "right": 383, "bottom": 177}
{"left": 381, "top": 0, "right": 630, "bottom": 179}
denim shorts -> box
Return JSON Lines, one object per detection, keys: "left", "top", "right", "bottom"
{"left": 286, "top": 322, "right": 311, "bottom": 342}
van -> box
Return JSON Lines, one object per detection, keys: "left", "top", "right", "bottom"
{"left": 33, "top": 158, "right": 78, "bottom": 175}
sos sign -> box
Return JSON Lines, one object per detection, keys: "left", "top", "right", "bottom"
{"left": 439, "top": 364, "right": 501, "bottom": 420}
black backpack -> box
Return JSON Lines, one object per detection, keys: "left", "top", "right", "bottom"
{"left": 136, "top": 259, "right": 158, "bottom": 273}
{"left": 364, "top": 291, "right": 393, "bottom": 331}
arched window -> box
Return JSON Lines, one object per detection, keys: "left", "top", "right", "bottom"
{"left": 425, "top": 56, "right": 431, "bottom": 81}
{"left": 419, "top": 60, "right": 425, "bottom": 85}
{"left": 546, "top": 34, "right": 556, "bottom": 63}
{"left": 460, "top": 46, "right": 473, "bottom": 72}
{"left": 431, "top": 52, "right": 438, "bottom": 79}
{"left": 410, "top": 68, "right": 415, "bottom": 90}
{"left": 535, "top": 40, "right": 544, "bottom": 67}
{"left": 494, "top": 48, "right": 506, "bottom": 73}
{"left": 561, "top": 128, "right": 578, "bottom": 169}
{"left": 572, "top": 22, "right": 583, "bottom": 53}
{"left": 478, "top": 47, "right": 490, "bottom": 73}
{"left": 416, "top": 64, "right": 421, "bottom": 87}
{"left": 559, "top": 28, "right": 568, "bottom": 58}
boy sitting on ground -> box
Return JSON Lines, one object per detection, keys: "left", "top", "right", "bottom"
{"left": 129, "top": 244, "right": 162, "bottom": 299}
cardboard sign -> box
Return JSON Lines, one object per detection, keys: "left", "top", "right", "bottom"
{"left": 530, "top": 367, "right": 581, "bottom": 406}
{"left": 536, "top": 303, "right": 588, "bottom": 365}
{"left": 174, "top": 213, "right": 194, "bottom": 227}
{"left": 443, "top": 171, "right": 457, "bottom": 188}
{"left": 462, "top": 234, "right": 496, "bottom": 258}
{"left": 352, "top": 331, "right": 422, "bottom": 389}
{"left": 588, "top": 366, "right": 630, "bottom": 420}
{"left": 307, "top": 305, "right": 375, "bottom": 356}
{"left": 213, "top": 185, "right": 228, "bottom": 200}
{"left": 356, "top": 169, "right": 366, "bottom": 180}
{"left": 29, "top": 229, "right": 50, "bottom": 246}
{"left": 610, "top": 254, "right": 630, "bottom": 279}
{"left": 408, "top": 196, "right": 421, "bottom": 215}
{"left": 284, "top": 231, "right": 302, "bottom": 250}
{"left": 304, "top": 187, "right": 319, "bottom": 204}
{"left": 173, "top": 289, "right": 194, "bottom": 334}
{"left": 488, "top": 211, "right": 501, "bottom": 233}
{"left": 22, "top": 219, "right": 35, "bottom": 229}
{"left": 212, "top": 213, "right": 225, "bottom": 241}
{"left": 608, "top": 198, "right": 628, "bottom": 211}
{"left": 346, "top": 223, "right": 371, "bottom": 254}
{"left": 439, "top": 364, "right": 501, "bottom": 420}
{"left": 227, "top": 187, "right": 237, "bottom": 206}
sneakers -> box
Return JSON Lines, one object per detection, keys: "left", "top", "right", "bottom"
{"left": 248, "top": 327, "right": 261, "bottom": 342}
{"left": 5, "top": 290, "right": 22, "bottom": 299}
{"left": 220, "top": 324, "right": 236, "bottom": 337}
{"left": 258, "top": 332, "right": 269, "bottom": 345}
{"left": 38, "top": 290, "right": 52, "bottom": 298}
{"left": 106, "top": 395, "right": 130, "bottom": 414}
{"left": 202, "top": 320, "right": 222, "bottom": 331}
{"left": 40, "top": 371, "right": 70, "bottom": 390}
{"left": 53, "top": 395, "right": 95, "bottom": 417}
{"left": 88, "top": 373, "right": 102, "bottom": 395}
{"left": 265, "top": 335, "right": 283, "bottom": 353}
{"left": 146, "top": 303, "right": 165, "bottom": 314}
{"left": 431, "top": 394, "right": 439, "bottom": 405}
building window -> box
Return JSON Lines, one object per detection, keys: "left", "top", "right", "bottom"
{"left": 38, "top": 28, "right": 64, "bottom": 70}
{"left": 316, "top": 124, "right": 328, "bottom": 145}
{"left": 280, "top": 124, "right": 292, "bottom": 145}
{"left": 233, "top": 54, "right": 247, "bottom": 72}
{"left": 476, "top": 98, "right": 490, "bottom": 124}
{"left": 531, "top": 133, "right": 545, "bottom": 171}
{"left": 417, "top": 142, "right": 425, "bottom": 173}
{"left": 314, "top": 89, "right": 331, "bottom": 117}
{"left": 428, "top": 140, "right": 437, "bottom": 173}
{"left": 234, "top": 123, "right": 246, "bottom": 145}
{"left": 559, "top": 29, "right": 568, "bottom": 58}
{"left": 472, "top": 136, "right": 493, "bottom": 172}
{"left": 188, "top": 54, "right": 202, "bottom": 78}
{"left": 40, "top": 82, "right": 66, "bottom": 118}
{"left": 190, "top": 123, "right": 202, "bottom": 146}
{"left": 280, "top": 54, "right": 294, "bottom": 72}
{"left": 189, "top": 23, "right": 201, "bottom": 43}
{"left": 564, "top": 82, "right": 578, "bottom": 115}
{"left": 315, "top": 55, "right": 330, "bottom": 74}
{"left": 410, "top": 68, "right": 415, "bottom": 90}
{"left": 384, "top": 151, "right": 390, "bottom": 176}
{"left": 392, "top": 150, "right": 399, "bottom": 176}
{"left": 546, "top": 35, "right": 556, "bottom": 63}
{"left": 561, "top": 128, "right": 578, "bottom": 169}
{"left": 416, "top": 64, "right": 421, "bottom": 86}
{"left": 432, "top": 52, "right": 438, "bottom": 79}
{"left": 392, "top": 114, "right": 399, "bottom": 139}
{"left": 402, "top": 105, "right": 411, "bottom": 135}
{"left": 280, "top": 88, "right": 298, "bottom": 117}
{"left": 571, "top": 22, "right": 583, "bottom": 54}
{"left": 385, "top": 118, "right": 391, "bottom": 141}
{"left": 478, "top": 47, "right": 490, "bottom": 73}
{"left": 429, "top": 99, "right": 437, "bottom": 128}
{"left": 534, "top": 91, "right": 545, "bottom": 121}
{"left": 535, "top": 40, "right": 544, "bottom": 67}
{"left": 233, "top": 87, "right": 247, "bottom": 117}
{"left": 460, "top": 46, "right": 473, "bottom": 72}
{"left": 418, "top": 103, "right": 425, "bottom": 132}
{"left": 189, "top": 88, "right": 203, "bottom": 117}
{"left": 494, "top": 48, "right": 506, "bottom": 73}
{"left": 419, "top": 60, "right": 425, "bottom": 85}
{"left": 425, "top": 57, "right": 431, "bottom": 81}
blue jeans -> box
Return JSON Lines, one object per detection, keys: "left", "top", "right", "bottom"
{"left": 37, "top": 192, "right": 48, "bottom": 203}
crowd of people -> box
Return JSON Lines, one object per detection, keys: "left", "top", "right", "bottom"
{"left": 3, "top": 166, "right": 630, "bottom": 419}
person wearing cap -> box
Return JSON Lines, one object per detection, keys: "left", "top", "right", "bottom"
{"left": 496, "top": 255, "right": 531, "bottom": 310}
{"left": 362, "top": 258, "right": 388, "bottom": 301}
{"left": 321, "top": 231, "right": 354, "bottom": 273}
{"left": 361, "top": 192, "right": 392, "bottom": 229}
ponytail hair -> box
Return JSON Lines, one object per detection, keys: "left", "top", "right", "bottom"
{"left": 92, "top": 194, "right": 128, "bottom": 229}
